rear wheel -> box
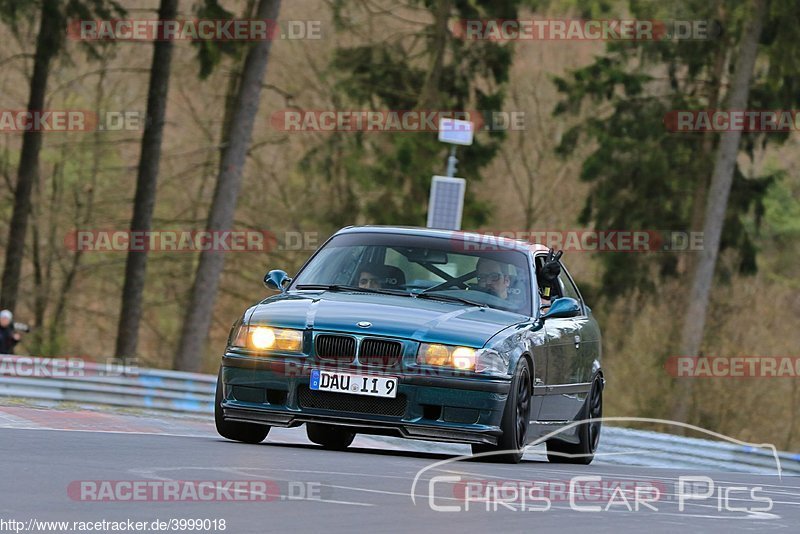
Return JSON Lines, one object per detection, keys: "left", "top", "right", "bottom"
{"left": 471, "top": 358, "right": 532, "bottom": 464}
{"left": 306, "top": 423, "right": 355, "bottom": 450}
{"left": 546, "top": 377, "right": 602, "bottom": 464}
{"left": 215, "top": 368, "right": 270, "bottom": 444}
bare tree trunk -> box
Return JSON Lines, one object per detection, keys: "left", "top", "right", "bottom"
{"left": 114, "top": 0, "right": 179, "bottom": 361}
{"left": 49, "top": 62, "right": 107, "bottom": 351}
{"left": 672, "top": 0, "right": 766, "bottom": 423}
{"left": 30, "top": 155, "right": 61, "bottom": 353}
{"left": 0, "top": 0, "right": 60, "bottom": 313}
{"left": 174, "top": 0, "right": 281, "bottom": 372}
{"left": 683, "top": 0, "right": 730, "bottom": 275}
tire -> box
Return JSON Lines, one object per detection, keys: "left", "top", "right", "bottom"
{"left": 215, "top": 368, "right": 270, "bottom": 444}
{"left": 546, "top": 377, "right": 602, "bottom": 465}
{"left": 471, "top": 357, "right": 532, "bottom": 464}
{"left": 306, "top": 423, "right": 355, "bottom": 450}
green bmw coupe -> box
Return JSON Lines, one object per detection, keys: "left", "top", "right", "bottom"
{"left": 216, "top": 226, "right": 603, "bottom": 464}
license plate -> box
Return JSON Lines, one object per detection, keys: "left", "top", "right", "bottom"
{"left": 310, "top": 369, "right": 398, "bottom": 399}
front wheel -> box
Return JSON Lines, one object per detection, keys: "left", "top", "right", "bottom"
{"left": 215, "top": 368, "right": 270, "bottom": 444}
{"left": 306, "top": 423, "right": 355, "bottom": 450}
{"left": 546, "top": 377, "right": 602, "bottom": 464}
{"left": 471, "top": 358, "right": 532, "bottom": 463}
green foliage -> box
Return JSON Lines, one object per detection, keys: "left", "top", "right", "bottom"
{"left": 8, "top": 0, "right": 129, "bottom": 61}
{"left": 0, "top": 0, "right": 126, "bottom": 63}
{"left": 763, "top": 175, "right": 800, "bottom": 237}
{"left": 191, "top": 0, "right": 252, "bottom": 79}
{"left": 303, "top": 0, "right": 524, "bottom": 228}
{"left": 553, "top": 0, "right": 800, "bottom": 296}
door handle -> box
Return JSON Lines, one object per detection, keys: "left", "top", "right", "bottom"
{"left": 574, "top": 334, "right": 581, "bottom": 349}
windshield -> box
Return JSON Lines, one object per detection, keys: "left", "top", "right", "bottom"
{"left": 290, "top": 232, "right": 533, "bottom": 315}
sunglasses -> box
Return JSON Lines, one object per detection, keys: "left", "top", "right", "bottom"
{"left": 477, "top": 272, "right": 505, "bottom": 283}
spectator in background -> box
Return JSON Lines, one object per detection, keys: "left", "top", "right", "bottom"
{"left": 0, "top": 310, "right": 20, "bottom": 354}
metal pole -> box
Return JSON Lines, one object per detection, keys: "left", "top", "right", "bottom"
{"left": 446, "top": 145, "right": 457, "bottom": 177}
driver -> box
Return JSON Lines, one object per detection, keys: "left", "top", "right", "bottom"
{"left": 475, "top": 257, "right": 511, "bottom": 300}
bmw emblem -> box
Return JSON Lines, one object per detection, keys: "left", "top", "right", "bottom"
{"left": 357, "top": 321, "right": 372, "bottom": 328}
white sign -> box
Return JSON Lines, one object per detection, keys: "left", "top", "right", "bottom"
{"left": 438, "top": 118, "right": 474, "bottom": 146}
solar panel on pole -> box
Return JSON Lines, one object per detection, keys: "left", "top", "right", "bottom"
{"left": 426, "top": 176, "right": 466, "bottom": 230}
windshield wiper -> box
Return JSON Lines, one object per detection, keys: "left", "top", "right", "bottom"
{"left": 294, "top": 284, "right": 409, "bottom": 297}
{"left": 414, "top": 291, "right": 486, "bottom": 308}
{"left": 295, "top": 284, "right": 484, "bottom": 307}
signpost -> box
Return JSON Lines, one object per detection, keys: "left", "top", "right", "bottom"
{"left": 427, "top": 118, "right": 473, "bottom": 230}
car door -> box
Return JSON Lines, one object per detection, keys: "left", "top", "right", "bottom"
{"left": 538, "top": 261, "right": 592, "bottom": 421}
{"left": 529, "top": 329, "right": 547, "bottom": 424}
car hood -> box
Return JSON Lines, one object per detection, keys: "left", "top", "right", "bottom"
{"left": 246, "top": 291, "right": 528, "bottom": 348}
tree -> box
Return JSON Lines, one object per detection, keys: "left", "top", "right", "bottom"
{"left": 174, "top": 0, "right": 281, "bottom": 372}
{"left": 552, "top": 0, "right": 800, "bottom": 425}
{"left": 0, "top": 0, "right": 124, "bottom": 314}
{"left": 114, "top": 0, "right": 179, "bottom": 361}
{"left": 553, "top": 0, "right": 799, "bottom": 296}
{"left": 673, "top": 0, "right": 767, "bottom": 422}
{"left": 300, "top": 0, "right": 523, "bottom": 228}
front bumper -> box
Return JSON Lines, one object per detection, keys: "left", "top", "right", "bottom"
{"left": 220, "top": 354, "right": 511, "bottom": 445}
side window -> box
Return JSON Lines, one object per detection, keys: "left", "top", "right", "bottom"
{"left": 558, "top": 263, "right": 584, "bottom": 312}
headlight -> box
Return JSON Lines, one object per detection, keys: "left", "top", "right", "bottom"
{"left": 251, "top": 327, "right": 275, "bottom": 349}
{"left": 231, "top": 325, "right": 303, "bottom": 352}
{"left": 473, "top": 348, "right": 509, "bottom": 375}
{"left": 417, "top": 343, "right": 509, "bottom": 375}
{"left": 417, "top": 343, "right": 476, "bottom": 371}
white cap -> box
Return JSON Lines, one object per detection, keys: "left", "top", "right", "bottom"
{"left": 0, "top": 310, "right": 12, "bottom": 321}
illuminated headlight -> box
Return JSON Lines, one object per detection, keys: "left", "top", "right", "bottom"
{"left": 231, "top": 325, "right": 303, "bottom": 352}
{"left": 417, "top": 343, "right": 477, "bottom": 371}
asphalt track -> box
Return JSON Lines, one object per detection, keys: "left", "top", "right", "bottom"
{"left": 1, "top": 402, "right": 798, "bottom": 533}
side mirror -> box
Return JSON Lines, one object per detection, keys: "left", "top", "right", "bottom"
{"left": 541, "top": 297, "right": 581, "bottom": 320}
{"left": 264, "top": 269, "right": 292, "bottom": 292}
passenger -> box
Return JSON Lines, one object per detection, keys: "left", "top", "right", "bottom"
{"left": 538, "top": 250, "right": 563, "bottom": 312}
{"left": 356, "top": 263, "right": 385, "bottom": 290}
